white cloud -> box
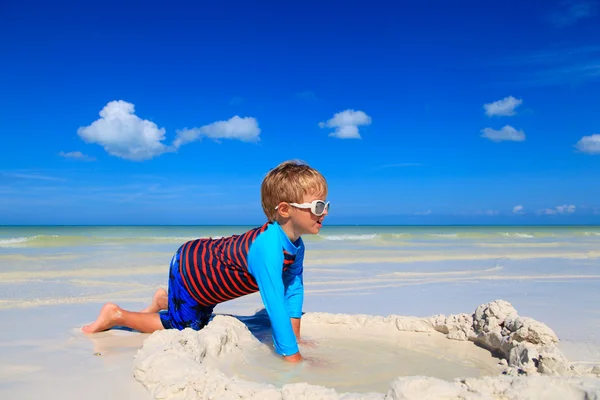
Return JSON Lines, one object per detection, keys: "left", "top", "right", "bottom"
{"left": 77, "top": 101, "right": 170, "bottom": 161}
{"left": 59, "top": 151, "right": 95, "bottom": 161}
{"left": 0, "top": 172, "right": 65, "bottom": 181}
{"left": 513, "top": 205, "right": 525, "bottom": 214}
{"left": 540, "top": 204, "right": 577, "bottom": 215}
{"left": 173, "top": 116, "right": 260, "bottom": 148}
{"left": 481, "top": 125, "right": 526, "bottom": 142}
{"left": 575, "top": 134, "right": 600, "bottom": 154}
{"left": 319, "top": 109, "right": 372, "bottom": 139}
{"left": 483, "top": 96, "right": 523, "bottom": 116}
{"left": 78, "top": 101, "right": 261, "bottom": 161}
{"left": 556, "top": 204, "right": 576, "bottom": 213}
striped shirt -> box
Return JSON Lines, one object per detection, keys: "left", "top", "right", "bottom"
{"left": 177, "top": 221, "right": 305, "bottom": 356}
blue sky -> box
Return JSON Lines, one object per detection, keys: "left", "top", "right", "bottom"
{"left": 1, "top": 0, "right": 600, "bottom": 225}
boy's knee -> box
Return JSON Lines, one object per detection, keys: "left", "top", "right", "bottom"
{"left": 102, "top": 302, "right": 122, "bottom": 319}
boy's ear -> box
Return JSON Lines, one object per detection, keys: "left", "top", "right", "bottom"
{"left": 276, "top": 202, "right": 291, "bottom": 217}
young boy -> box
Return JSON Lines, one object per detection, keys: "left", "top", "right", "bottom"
{"left": 82, "top": 160, "right": 329, "bottom": 363}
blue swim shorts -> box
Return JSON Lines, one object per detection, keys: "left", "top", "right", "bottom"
{"left": 159, "top": 248, "right": 215, "bottom": 331}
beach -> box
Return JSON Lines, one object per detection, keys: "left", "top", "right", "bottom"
{"left": 1, "top": 225, "right": 600, "bottom": 399}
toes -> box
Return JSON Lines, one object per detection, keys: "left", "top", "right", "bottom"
{"left": 81, "top": 325, "right": 93, "bottom": 334}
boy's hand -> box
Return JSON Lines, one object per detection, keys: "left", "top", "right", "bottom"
{"left": 283, "top": 352, "right": 303, "bottom": 363}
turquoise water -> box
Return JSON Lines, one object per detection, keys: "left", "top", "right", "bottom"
{"left": 2, "top": 225, "right": 599, "bottom": 248}
{"left": 1, "top": 224, "right": 599, "bottom": 352}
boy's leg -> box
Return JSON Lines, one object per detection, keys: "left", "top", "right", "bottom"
{"left": 141, "top": 288, "right": 168, "bottom": 313}
{"left": 159, "top": 248, "right": 215, "bottom": 331}
{"left": 82, "top": 303, "right": 164, "bottom": 334}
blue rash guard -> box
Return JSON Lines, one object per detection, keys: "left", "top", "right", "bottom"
{"left": 247, "top": 223, "right": 304, "bottom": 356}
{"left": 159, "top": 221, "right": 304, "bottom": 356}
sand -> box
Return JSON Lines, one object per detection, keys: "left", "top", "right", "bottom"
{"left": 131, "top": 300, "right": 600, "bottom": 399}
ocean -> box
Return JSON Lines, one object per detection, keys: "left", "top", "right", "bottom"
{"left": 2, "top": 224, "right": 599, "bottom": 339}
{"left": 1, "top": 224, "right": 600, "bottom": 334}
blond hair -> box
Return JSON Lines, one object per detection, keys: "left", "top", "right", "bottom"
{"left": 261, "top": 160, "right": 328, "bottom": 222}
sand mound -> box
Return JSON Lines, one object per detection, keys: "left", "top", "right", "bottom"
{"left": 133, "top": 300, "right": 600, "bottom": 399}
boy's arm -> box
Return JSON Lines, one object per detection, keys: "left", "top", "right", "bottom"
{"left": 291, "top": 317, "right": 301, "bottom": 338}
{"left": 247, "top": 240, "right": 300, "bottom": 360}
{"left": 283, "top": 243, "right": 304, "bottom": 338}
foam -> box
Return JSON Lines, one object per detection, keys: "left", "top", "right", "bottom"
{"left": 501, "top": 233, "right": 535, "bottom": 238}
{"left": 133, "top": 300, "right": 600, "bottom": 399}
{"left": 0, "top": 237, "right": 32, "bottom": 247}
{"left": 307, "top": 251, "right": 600, "bottom": 266}
{"left": 319, "top": 234, "right": 379, "bottom": 241}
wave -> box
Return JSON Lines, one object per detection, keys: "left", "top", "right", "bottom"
{"left": 501, "top": 233, "right": 534, "bottom": 238}
{"left": 0, "top": 237, "right": 34, "bottom": 247}
{"left": 426, "top": 233, "right": 458, "bottom": 238}
{"left": 0, "top": 235, "right": 208, "bottom": 248}
{"left": 2, "top": 228, "right": 599, "bottom": 248}
{"left": 319, "top": 234, "right": 379, "bottom": 241}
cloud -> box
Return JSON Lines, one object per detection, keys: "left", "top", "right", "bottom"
{"left": 481, "top": 125, "right": 526, "bottom": 142}
{"left": 539, "top": 204, "right": 577, "bottom": 215}
{"left": 78, "top": 101, "right": 261, "bottom": 161}
{"left": 319, "top": 109, "right": 372, "bottom": 139}
{"left": 296, "top": 91, "right": 318, "bottom": 101}
{"left": 494, "top": 46, "right": 600, "bottom": 86}
{"left": 77, "top": 101, "right": 170, "bottom": 161}
{"left": 548, "top": 1, "right": 596, "bottom": 26}
{"left": 229, "top": 96, "right": 244, "bottom": 105}
{"left": 575, "top": 134, "right": 600, "bottom": 154}
{"left": 59, "top": 151, "right": 96, "bottom": 161}
{"left": 173, "top": 116, "right": 260, "bottom": 148}
{"left": 513, "top": 205, "right": 525, "bottom": 214}
{"left": 484, "top": 96, "right": 523, "bottom": 117}
{"left": 557, "top": 204, "right": 577, "bottom": 213}
{"left": 0, "top": 172, "right": 66, "bottom": 181}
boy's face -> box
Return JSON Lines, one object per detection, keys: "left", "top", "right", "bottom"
{"left": 289, "top": 192, "right": 328, "bottom": 236}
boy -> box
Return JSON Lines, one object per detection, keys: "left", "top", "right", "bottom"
{"left": 82, "top": 160, "right": 329, "bottom": 363}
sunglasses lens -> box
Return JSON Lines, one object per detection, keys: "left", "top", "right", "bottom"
{"left": 314, "top": 201, "right": 326, "bottom": 215}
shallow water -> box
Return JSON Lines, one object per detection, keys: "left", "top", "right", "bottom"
{"left": 218, "top": 332, "right": 501, "bottom": 393}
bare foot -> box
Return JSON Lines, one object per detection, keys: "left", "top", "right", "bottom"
{"left": 141, "top": 288, "right": 168, "bottom": 313}
{"left": 82, "top": 303, "right": 121, "bottom": 334}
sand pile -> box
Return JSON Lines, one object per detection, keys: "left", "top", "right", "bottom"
{"left": 133, "top": 300, "right": 600, "bottom": 399}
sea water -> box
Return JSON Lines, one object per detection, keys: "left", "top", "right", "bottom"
{"left": 1, "top": 225, "right": 600, "bottom": 355}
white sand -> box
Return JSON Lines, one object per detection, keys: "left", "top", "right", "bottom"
{"left": 132, "top": 301, "right": 600, "bottom": 399}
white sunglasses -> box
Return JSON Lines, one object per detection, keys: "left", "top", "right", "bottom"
{"left": 275, "top": 200, "right": 330, "bottom": 216}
